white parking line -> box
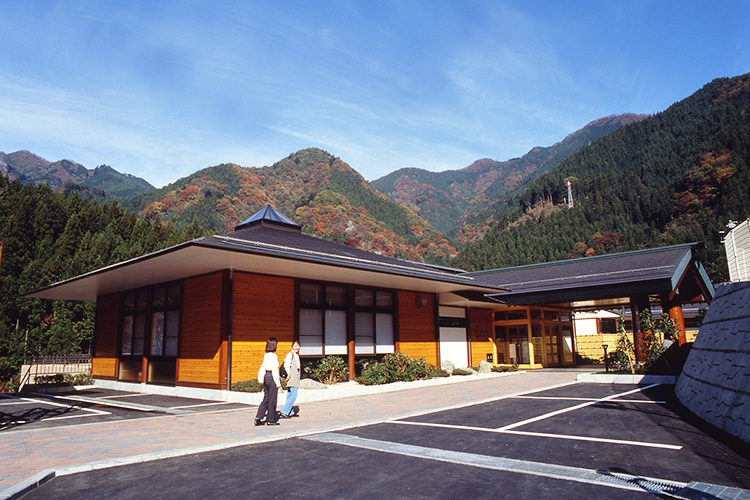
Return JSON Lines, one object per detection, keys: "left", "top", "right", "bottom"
{"left": 512, "top": 396, "right": 666, "bottom": 404}
{"left": 385, "top": 383, "right": 681, "bottom": 450}
{"left": 303, "top": 432, "right": 688, "bottom": 496}
{"left": 0, "top": 393, "right": 111, "bottom": 425}
{"left": 388, "top": 420, "right": 682, "bottom": 450}
{"left": 498, "top": 384, "right": 660, "bottom": 431}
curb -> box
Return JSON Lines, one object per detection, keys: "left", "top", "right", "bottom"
{"left": 90, "top": 371, "right": 521, "bottom": 406}
{"left": 0, "top": 469, "right": 55, "bottom": 500}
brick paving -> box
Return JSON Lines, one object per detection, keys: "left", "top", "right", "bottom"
{"left": 0, "top": 371, "right": 578, "bottom": 495}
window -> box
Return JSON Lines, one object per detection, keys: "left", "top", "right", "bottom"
{"left": 122, "top": 290, "right": 148, "bottom": 356}
{"left": 299, "top": 282, "right": 347, "bottom": 356}
{"left": 600, "top": 318, "right": 618, "bottom": 334}
{"left": 354, "top": 288, "right": 394, "bottom": 355}
{"left": 120, "top": 283, "right": 181, "bottom": 357}
{"left": 150, "top": 283, "right": 182, "bottom": 357}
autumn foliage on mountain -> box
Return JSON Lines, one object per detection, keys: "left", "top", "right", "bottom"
{"left": 124, "top": 148, "right": 457, "bottom": 263}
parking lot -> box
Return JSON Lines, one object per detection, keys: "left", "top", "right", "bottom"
{"left": 0, "top": 388, "right": 252, "bottom": 432}
{"left": 17, "top": 382, "right": 750, "bottom": 500}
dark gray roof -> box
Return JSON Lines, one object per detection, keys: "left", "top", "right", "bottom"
{"left": 23, "top": 205, "right": 503, "bottom": 301}
{"left": 235, "top": 204, "right": 301, "bottom": 231}
{"left": 198, "top": 223, "right": 469, "bottom": 281}
{"left": 464, "top": 242, "right": 714, "bottom": 306}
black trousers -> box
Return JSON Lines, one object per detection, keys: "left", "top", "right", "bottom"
{"left": 255, "top": 371, "right": 278, "bottom": 422}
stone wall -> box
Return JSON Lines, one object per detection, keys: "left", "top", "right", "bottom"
{"left": 675, "top": 282, "right": 750, "bottom": 443}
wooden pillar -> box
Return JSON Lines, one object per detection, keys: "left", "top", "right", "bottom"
{"left": 663, "top": 300, "right": 687, "bottom": 345}
{"left": 629, "top": 296, "right": 649, "bottom": 363}
{"left": 526, "top": 306, "right": 535, "bottom": 366}
{"left": 347, "top": 286, "right": 356, "bottom": 381}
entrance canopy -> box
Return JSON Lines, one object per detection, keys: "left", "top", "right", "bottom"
{"left": 464, "top": 242, "right": 715, "bottom": 309}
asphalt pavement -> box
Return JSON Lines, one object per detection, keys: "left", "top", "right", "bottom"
{"left": 2, "top": 370, "right": 749, "bottom": 500}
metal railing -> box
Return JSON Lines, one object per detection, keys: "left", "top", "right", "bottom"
{"left": 19, "top": 355, "right": 92, "bottom": 391}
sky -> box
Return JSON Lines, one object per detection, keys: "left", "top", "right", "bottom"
{"left": 1, "top": 1, "right": 749, "bottom": 188}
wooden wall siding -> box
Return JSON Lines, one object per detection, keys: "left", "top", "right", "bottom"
{"left": 231, "top": 272, "right": 295, "bottom": 382}
{"left": 179, "top": 272, "right": 225, "bottom": 385}
{"left": 92, "top": 293, "right": 120, "bottom": 377}
{"left": 397, "top": 291, "right": 438, "bottom": 364}
{"left": 92, "top": 358, "right": 117, "bottom": 378}
{"left": 469, "top": 308, "right": 494, "bottom": 367}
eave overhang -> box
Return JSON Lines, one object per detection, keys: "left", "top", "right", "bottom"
{"left": 23, "top": 238, "right": 506, "bottom": 303}
{"left": 478, "top": 242, "right": 715, "bottom": 309}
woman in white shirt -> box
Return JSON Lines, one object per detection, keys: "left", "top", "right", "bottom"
{"left": 279, "top": 340, "right": 301, "bottom": 418}
{"left": 255, "top": 337, "right": 282, "bottom": 426}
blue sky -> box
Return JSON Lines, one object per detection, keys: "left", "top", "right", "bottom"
{"left": 1, "top": 1, "right": 749, "bottom": 188}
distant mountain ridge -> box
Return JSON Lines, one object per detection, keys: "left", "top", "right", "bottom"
{"left": 453, "top": 72, "right": 750, "bottom": 282}
{"left": 0, "top": 150, "right": 154, "bottom": 198}
{"left": 121, "top": 148, "right": 458, "bottom": 263}
{"left": 2, "top": 113, "right": 650, "bottom": 264}
{"left": 371, "top": 113, "right": 647, "bottom": 240}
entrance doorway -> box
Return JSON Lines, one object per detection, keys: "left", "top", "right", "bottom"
{"left": 438, "top": 306, "right": 469, "bottom": 368}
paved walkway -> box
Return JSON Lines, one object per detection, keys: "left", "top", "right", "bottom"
{"left": 0, "top": 371, "right": 579, "bottom": 497}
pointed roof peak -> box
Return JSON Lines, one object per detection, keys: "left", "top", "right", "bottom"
{"left": 234, "top": 205, "right": 301, "bottom": 232}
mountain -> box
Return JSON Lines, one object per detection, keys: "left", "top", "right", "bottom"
{"left": 371, "top": 113, "right": 647, "bottom": 240}
{"left": 122, "top": 148, "right": 457, "bottom": 263}
{"left": 0, "top": 150, "right": 154, "bottom": 198}
{"left": 453, "top": 73, "right": 750, "bottom": 282}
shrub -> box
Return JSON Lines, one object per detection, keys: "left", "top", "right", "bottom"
{"left": 451, "top": 367, "right": 473, "bottom": 376}
{"left": 608, "top": 314, "right": 636, "bottom": 373}
{"left": 312, "top": 356, "right": 348, "bottom": 385}
{"left": 65, "top": 373, "right": 93, "bottom": 386}
{"left": 357, "top": 362, "right": 390, "bottom": 386}
{"left": 33, "top": 373, "right": 93, "bottom": 387}
{"left": 491, "top": 365, "right": 517, "bottom": 373}
{"left": 357, "top": 352, "right": 446, "bottom": 385}
{"left": 231, "top": 377, "right": 287, "bottom": 392}
{"left": 427, "top": 366, "right": 449, "bottom": 378}
{"left": 231, "top": 379, "right": 263, "bottom": 392}
{"left": 34, "top": 374, "right": 67, "bottom": 386}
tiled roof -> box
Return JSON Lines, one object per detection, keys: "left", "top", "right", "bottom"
{"left": 464, "top": 242, "right": 714, "bottom": 305}
{"left": 197, "top": 224, "right": 467, "bottom": 280}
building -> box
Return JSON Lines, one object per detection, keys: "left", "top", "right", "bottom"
{"left": 25, "top": 206, "right": 715, "bottom": 392}
{"left": 463, "top": 242, "right": 715, "bottom": 364}
{"left": 724, "top": 219, "right": 750, "bottom": 282}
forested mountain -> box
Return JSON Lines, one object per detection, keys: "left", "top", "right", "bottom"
{"left": 0, "top": 150, "right": 154, "bottom": 199}
{"left": 453, "top": 73, "right": 750, "bottom": 282}
{"left": 371, "top": 114, "right": 646, "bottom": 240}
{"left": 122, "top": 148, "right": 457, "bottom": 263}
{"left": 0, "top": 176, "right": 206, "bottom": 388}
{"left": 3, "top": 73, "right": 749, "bottom": 388}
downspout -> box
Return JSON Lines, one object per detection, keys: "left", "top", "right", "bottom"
{"left": 226, "top": 269, "right": 233, "bottom": 391}
{"left": 465, "top": 307, "right": 472, "bottom": 367}
{"left": 434, "top": 293, "right": 441, "bottom": 364}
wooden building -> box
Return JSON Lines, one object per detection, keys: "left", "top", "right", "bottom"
{"left": 25, "top": 206, "right": 715, "bottom": 391}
